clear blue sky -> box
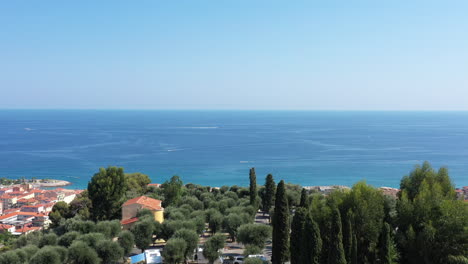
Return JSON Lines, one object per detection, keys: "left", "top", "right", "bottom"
{"left": 1, "top": 1, "right": 468, "bottom": 110}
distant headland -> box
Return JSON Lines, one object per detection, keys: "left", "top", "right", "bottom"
{"left": 0, "top": 178, "right": 71, "bottom": 188}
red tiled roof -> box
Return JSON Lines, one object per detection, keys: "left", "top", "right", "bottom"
{"left": 18, "top": 198, "right": 37, "bottom": 203}
{"left": 147, "top": 183, "right": 161, "bottom": 187}
{"left": 3, "top": 208, "right": 20, "bottom": 214}
{"left": 0, "top": 212, "right": 47, "bottom": 220}
{"left": 0, "top": 224, "right": 14, "bottom": 229}
{"left": 22, "top": 205, "right": 44, "bottom": 208}
{"left": 123, "top": 196, "right": 163, "bottom": 210}
{"left": 121, "top": 217, "right": 139, "bottom": 225}
{"left": 15, "top": 226, "right": 41, "bottom": 233}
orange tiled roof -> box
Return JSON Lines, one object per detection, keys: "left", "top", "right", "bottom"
{"left": 15, "top": 226, "right": 41, "bottom": 233}
{"left": 123, "top": 196, "right": 163, "bottom": 210}
{"left": 121, "top": 217, "right": 139, "bottom": 225}
{"left": 0, "top": 224, "right": 14, "bottom": 229}
{"left": 18, "top": 198, "right": 37, "bottom": 203}
{"left": 0, "top": 212, "right": 47, "bottom": 220}
{"left": 22, "top": 204, "right": 44, "bottom": 208}
{"left": 3, "top": 208, "right": 21, "bottom": 214}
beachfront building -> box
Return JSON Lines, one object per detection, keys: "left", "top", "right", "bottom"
{"left": 121, "top": 196, "right": 164, "bottom": 229}
{"left": 0, "top": 195, "right": 18, "bottom": 211}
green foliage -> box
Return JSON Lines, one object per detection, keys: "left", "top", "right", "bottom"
{"left": 244, "top": 244, "right": 263, "bottom": 255}
{"left": 96, "top": 240, "right": 124, "bottom": 264}
{"left": 76, "top": 232, "right": 107, "bottom": 248}
{"left": 125, "top": 172, "right": 151, "bottom": 197}
{"left": 327, "top": 208, "right": 346, "bottom": 264}
{"left": 162, "top": 175, "right": 183, "bottom": 207}
{"left": 343, "top": 210, "right": 353, "bottom": 263}
{"left": 262, "top": 174, "right": 276, "bottom": 214}
{"left": 299, "top": 188, "right": 308, "bottom": 207}
{"left": 58, "top": 231, "right": 80, "bottom": 247}
{"left": 208, "top": 210, "right": 223, "bottom": 234}
{"left": 131, "top": 219, "right": 154, "bottom": 251}
{"left": 351, "top": 234, "right": 358, "bottom": 264}
{"left": 173, "top": 228, "right": 199, "bottom": 261}
{"left": 249, "top": 168, "right": 257, "bottom": 206}
{"left": 88, "top": 166, "right": 127, "bottom": 220}
{"left": 343, "top": 181, "right": 385, "bottom": 261}
{"left": 162, "top": 238, "right": 187, "bottom": 264}
{"left": 63, "top": 218, "right": 96, "bottom": 234}
{"left": 223, "top": 213, "right": 245, "bottom": 241}
{"left": 49, "top": 201, "right": 70, "bottom": 227}
{"left": 377, "top": 222, "right": 397, "bottom": 264}
{"left": 69, "top": 192, "right": 92, "bottom": 220}
{"left": 244, "top": 257, "right": 264, "bottom": 264}
{"left": 29, "top": 247, "right": 61, "bottom": 264}
{"left": 95, "top": 220, "right": 120, "bottom": 238}
{"left": 237, "top": 224, "right": 272, "bottom": 249}
{"left": 290, "top": 208, "right": 307, "bottom": 264}
{"left": 396, "top": 162, "right": 468, "bottom": 264}
{"left": 285, "top": 183, "right": 302, "bottom": 208}
{"left": 203, "top": 233, "right": 225, "bottom": 264}
{"left": 302, "top": 213, "right": 322, "bottom": 264}
{"left": 38, "top": 233, "right": 58, "bottom": 248}
{"left": 22, "top": 245, "right": 40, "bottom": 259}
{"left": 118, "top": 230, "right": 135, "bottom": 255}
{"left": 272, "top": 180, "right": 289, "bottom": 264}
{"left": 0, "top": 250, "right": 22, "bottom": 264}
{"left": 14, "top": 231, "right": 42, "bottom": 248}
{"left": 68, "top": 241, "right": 100, "bottom": 264}
{"left": 181, "top": 196, "right": 204, "bottom": 211}
{"left": 40, "top": 246, "right": 68, "bottom": 263}
{"left": 160, "top": 220, "right": 197, "bottom": 240}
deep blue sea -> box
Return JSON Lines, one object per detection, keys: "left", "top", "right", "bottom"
{"left": 1, "top": 110, "right": 467, "bottom": 189}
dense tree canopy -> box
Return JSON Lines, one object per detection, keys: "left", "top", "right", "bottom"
{"left": 162, "top": 175, "right": 184, "bottom": 207}
{"left": 237, "top": 224, "right": 272, "bottom": 249}
{"left": 396, "top": 162, "right": 468, "bottom": 264}
{"left": 87, "top": 166, "right": 127, "bottom": 220}
{"left": 0, "top": 161, "right": 466, "bottom": 264}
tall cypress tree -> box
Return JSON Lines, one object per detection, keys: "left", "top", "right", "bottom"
{"left": 377, "top": 222, "right": 392, "bottom": 264}
{"left": 327, "top": 208, "right": 346, "bottom": 264}
{"left": 263, "top": 174, "right": 276, "bottom": 214}
{"left": 351, "top": 234, "right": 358, "bottom": 264}
{"left": 272, "top": 180, "right": 289, "bottom": 264}
{"left": 343, "top": 210, "right": 354, "bottom": 263}
{"left": 302, "top": 213, "right": 322, "bottom": 264}
{"left": 290, "top": 208, "right": 307, "bottom": 264}
{"left": 249, "top": 168, "right": 257, "bottom": 206}
{"left": 299, "top": 188, "right": 308, "bottom": 208}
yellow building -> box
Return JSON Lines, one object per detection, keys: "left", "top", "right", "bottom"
{"left": 121, "top": 196, "right": 164, "bottom": 229}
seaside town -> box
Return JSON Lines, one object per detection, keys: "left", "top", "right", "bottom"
{"left": 0, "top": 181, "right": 81, "bottom": 235}
{"left": 0, "top": 163, "right": 468, "bottom": 264}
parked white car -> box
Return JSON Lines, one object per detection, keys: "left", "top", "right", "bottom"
{"left": 232, "top": 256, "right": 244, "bottom": 264}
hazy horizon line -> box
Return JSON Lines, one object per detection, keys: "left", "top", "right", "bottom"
{"left": 2, "top": 108, "right": 468, "bottom": 112}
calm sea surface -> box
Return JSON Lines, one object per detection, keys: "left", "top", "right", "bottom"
{"left": 1, "top": 110, "right": 467, "bottom": 189}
